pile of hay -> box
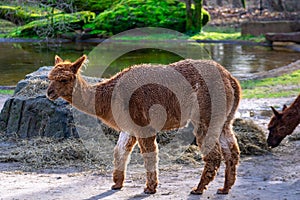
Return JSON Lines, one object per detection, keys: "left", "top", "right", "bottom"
{"left": 233, "top": 118, "right": 269, "bottom": 155}
{"left": 0, "top": 118, "right": 270, "bottom": 170}
{"left": 15, "top": 78, "right": 49, "bottom": 97}
{"left": 0, "top": 133, "right": 107, "bottom": 172}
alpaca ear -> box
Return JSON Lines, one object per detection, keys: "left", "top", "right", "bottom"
{"left": 270, "top": 106, "right": 282, "bottom": 118}
{"left": 282, "top": 104, "right": 287, "bottom": 111}
{"left": 71, "top": 55, "right": 87, "bottom": 74}
{"left": 55, "top": 55, "right": 63, "bottom": 65}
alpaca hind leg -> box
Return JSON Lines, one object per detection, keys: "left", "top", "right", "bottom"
{"left": 112, "top": 132, "right": 137, "bottom": 190}
{"left": 138, "top": 136, "right": 159, "bottom": 194}
{"left": 218, "top": 126, "right": 240, "bottom": 194}
{"left": 191, "top": 142, "right": 222, "bottom": 195}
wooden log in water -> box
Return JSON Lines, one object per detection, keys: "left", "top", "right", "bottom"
{"left": 265, "top": 32, "right": 300, "bottom": 43}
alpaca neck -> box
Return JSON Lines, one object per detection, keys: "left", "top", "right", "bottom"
{"left": 291, "top": 94, "right": 300, "bottom": 123}
{"left": 286, "top": 95, "right": 300, "bottom": 132}
{"left": 68, "top": 75, "right": 98, "bottom": 116}
{"left": 68, "top": 75, "right": 115, "bottom": 127}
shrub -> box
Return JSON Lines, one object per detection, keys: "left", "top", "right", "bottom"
{"left": 91, "top": 0, "right": 210, "bottom": 34}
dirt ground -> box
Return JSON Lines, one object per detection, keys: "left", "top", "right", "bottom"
{"left": 0, "top": 93, "right": 300, "bottom": 200}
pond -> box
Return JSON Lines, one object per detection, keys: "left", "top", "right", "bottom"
{"left": 0, "top": 40, "right": 299, "bottom": 86}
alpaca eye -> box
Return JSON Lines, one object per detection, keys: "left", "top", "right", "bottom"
{"left": 60, "top": 79, "right": 68, "bottom": 83}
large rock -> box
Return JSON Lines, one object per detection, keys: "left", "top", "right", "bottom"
{"left": 0, "top": 66, "right": 104, "bottom": 138}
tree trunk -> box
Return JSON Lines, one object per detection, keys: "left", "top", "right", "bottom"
{"left": 185, "top": 0, "right": 193, "bottom": 32}
{"left": 194, "top": 0, "right": 203, "bottom": 33}
{"left": 241, "top": 0, "right": 246, "bottom": 8}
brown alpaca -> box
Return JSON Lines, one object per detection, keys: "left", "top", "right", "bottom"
{"left": 47, "top": 55, "right": 241, "bottom": 195}
{"left": 268, "top": 94, "right": 300, "bottom": 148}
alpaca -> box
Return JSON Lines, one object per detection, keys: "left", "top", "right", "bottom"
{"left": 268, "top": 94, "right": 300, "bottom": 148}
{"left": 47, "top": 55, "right": 241, "bottom": 195}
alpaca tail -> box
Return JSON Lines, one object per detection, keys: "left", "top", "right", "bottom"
{"left": 226, "top": 77, "right": 241, "bottom": 124}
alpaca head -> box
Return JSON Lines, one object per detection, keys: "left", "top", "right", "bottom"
{"left": 267, "top": 105, "right": 289, "bottom": 148}
{"left": 47, "top": 55, "right": 87, "bottom": 101}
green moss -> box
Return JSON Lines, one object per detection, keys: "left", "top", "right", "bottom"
{"left": 73, "top": 0, "right": 115, "bottom": 12}
{"left": 0, "top": 5, "right": 62, "bottom": 24}
{"left": 0, "top": 19, "right": 16, "bottom": 35}
{"left": 90, "top": 0, "right": 210, "bottom": 34}
{"left": 241, "top": 70, "right": 300, "bottom": 98}
{"left": 7, "top": 11, "right": 96, "bottom": 38}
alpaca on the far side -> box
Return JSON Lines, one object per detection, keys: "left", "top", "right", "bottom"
{"left": 268, "top": 94, "right": 300, "bottom": 147}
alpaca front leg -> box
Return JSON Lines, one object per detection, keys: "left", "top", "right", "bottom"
{"left": 112, "top": 132, "right": 137, "bottom": 190}
{"left": 138, "top": 136, "right": 159, "bottom": 194}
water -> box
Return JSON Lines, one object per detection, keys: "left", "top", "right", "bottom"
{"left": 0, "top": 41, "right": 299, "bottom": 86}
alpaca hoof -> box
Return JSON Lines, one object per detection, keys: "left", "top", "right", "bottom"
{"left": 217, "top": 188, "right": 229, "bottom": 194}
{"left": 111, "top": 184, "right": 123, "bottom": 190}
{"left": 190, "top": 187, "right": 203, "bottom": 195}
{"left": 144, "top": 187, "right": 156, "bottom": 194}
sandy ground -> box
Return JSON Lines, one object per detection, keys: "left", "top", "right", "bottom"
{"left": 0, "top": 95, "right": 300, "bottom": 200}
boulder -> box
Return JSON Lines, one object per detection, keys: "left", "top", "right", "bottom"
{"left": 0, "top": 66, "right": 104, "bottom": 138}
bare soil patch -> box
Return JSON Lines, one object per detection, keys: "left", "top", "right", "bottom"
{"left": 0, "top": 140, "right": 299, "bottom": 200}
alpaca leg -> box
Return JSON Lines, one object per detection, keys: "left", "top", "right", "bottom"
{"left": 218, "top": 125, "right": 240, "bottom": 194}
{"left": 137, "top": 136, "right": 159, "bottom": 194}
{"left": 191, "top": 142, "right": 222, "bottom": 195}
{"left": 112, "top": 132, "right": 137, "bottom": 190}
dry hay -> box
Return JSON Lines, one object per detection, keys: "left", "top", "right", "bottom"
{"left": 15, "top": 78, "right": 49, "bottom": 97}
{"left": 0, "top": 133, "right": 107, "bottom": 172}
{"left": 0, "top": 118, "right": 270, "bottom": 171}
{"left": 287, "top": 130, "right": 300, "bottom": 141}
{"left": 233, "top": 118, "right": 269, "bottom": 155}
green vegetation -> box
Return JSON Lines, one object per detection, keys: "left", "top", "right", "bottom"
{"left": 0, "top": 19, "right": 16, "bottom": 37}
{"left": 8, "top": 11, "right": 95, "bottom": 38}
{"left": 0, "top": 5, "right": 62, "bottom": 24}
{"left": 241, "top": 70, "right": 300, "bottom": 98}
{"left": 0, "top": 0, "right": 211, "bottom": 38}
{"left": 0, "top": 90, "right": 14, "bottom": 95}
{"left": 192, "top": 26, "right": 265, "bottom": 42}
{"left": 109, "top": 32, "right": 189, "bottom": 41}
{"left": 73, "top": 0, "right": 115, "bottom": 12}
{"left": 89, "top": 0, "right": 210, "bottom": 35}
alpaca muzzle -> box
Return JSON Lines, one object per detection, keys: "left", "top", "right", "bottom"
{"left": 46, "top": 88, "right": 59, "bottom": 101}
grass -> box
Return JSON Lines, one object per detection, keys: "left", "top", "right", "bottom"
{"left": 241, "top": 70, "right": 300, "bottom": 98}
{"left": 95, "top": 25, "right": 265, "bottom": 42}
{"left": 191, "top": 26, "right": 265, "bottom": 42}
{"left": 0, "top": 90, "right": 14, "bottom": 95}
{"left": 111, "top": 32, "right": 189, "bottom": 41}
